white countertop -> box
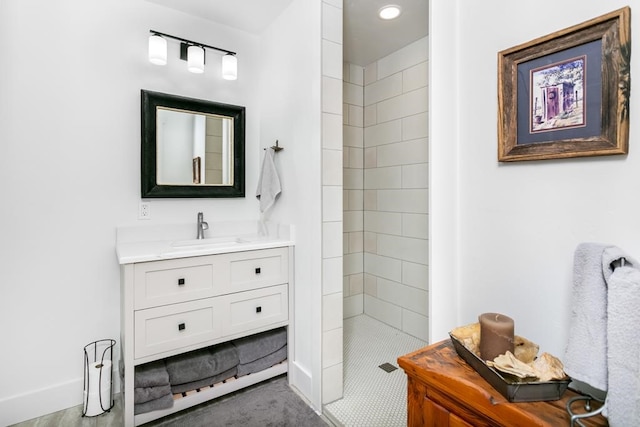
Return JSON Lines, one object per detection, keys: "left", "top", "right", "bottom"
{"left": 116, "top": 221, "right": 294, "bottom": 264}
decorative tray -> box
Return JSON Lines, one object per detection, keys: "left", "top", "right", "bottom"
{"left": 449, "top": 333, "right": 570, "bottom": 402}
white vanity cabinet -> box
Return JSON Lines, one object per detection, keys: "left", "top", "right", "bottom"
{"left": 119, "top": 245, "right": 292, "bottom": 426}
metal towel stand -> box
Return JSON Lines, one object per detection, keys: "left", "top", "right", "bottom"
{"left": 566, "top": 394, "right": 605, "bottom": 426}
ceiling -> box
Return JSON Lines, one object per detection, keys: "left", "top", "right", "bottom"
{"left": 147, "top": 0, "right": 428, "bottom": 66}
{"left": 344, "top": 0, "right": 428, "bottom": 66}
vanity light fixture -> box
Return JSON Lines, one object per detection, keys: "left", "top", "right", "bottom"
{"left": 187, "top": 45, "right": 205, "bottom": 74}
{"left": 378, "top": 4, "right": 402, "bottom": 20}
{"left": 148, "top": 33, "right": 167, "bottom": 65}
{"left": 222, "top": 54, "right": 238, "bottom": 80}
{"left": 148, "top": 30, "right": 238, "bottom": 80}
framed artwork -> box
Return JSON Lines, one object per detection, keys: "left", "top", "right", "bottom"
{"left": 497, "top": 7, "right": 630, "bottom": 161}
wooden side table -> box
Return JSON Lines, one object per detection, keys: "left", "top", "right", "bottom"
{"left": 398, "top": 340, "right": 608, "bottom": 427}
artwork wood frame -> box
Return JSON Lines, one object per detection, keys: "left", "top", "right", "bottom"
{"left": 497, "top": 7, "right": 630, "bottom": 162}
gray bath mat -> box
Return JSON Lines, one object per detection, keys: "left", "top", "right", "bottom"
{"left": 146, "top": 375, "right": 328, "bottom": 426}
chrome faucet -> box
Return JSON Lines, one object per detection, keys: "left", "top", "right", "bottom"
{"left": 196, "top": 212, "right": 209, "bottom": 239}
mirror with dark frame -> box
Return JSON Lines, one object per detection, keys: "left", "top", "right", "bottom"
{"left": 141, "top": 90, "right": 245, "bottom": 198}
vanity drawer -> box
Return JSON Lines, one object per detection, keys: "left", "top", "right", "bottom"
{"left": 221, "top": 284, "right": 288, "bottom": 336}
{"left": 224, "top": 247, "right": 288, "bottom": 293}
{"left": 133, "top": 248, "right": 288, "bottom": 309}
{"left": 134, "top": 298, "right": 224, "bottom": 359}
{"left": 134, "top": 257, "right": 217, "bottom": 309}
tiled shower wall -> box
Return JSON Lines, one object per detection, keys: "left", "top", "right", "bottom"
{"left": 343, "top": 37, "right": 429, "bottom": 342}
{"left": 343, "top": 64, "right": 365, "bottom": 317}
{"left": 321, "top": 0, "right": 344, "bottom": 405}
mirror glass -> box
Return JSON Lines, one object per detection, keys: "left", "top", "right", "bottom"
{"left": 156, "top": 108, "right": 233, "bottom": 186}
{"left": 141, "top": 90, "right": 245, "bottom": 198}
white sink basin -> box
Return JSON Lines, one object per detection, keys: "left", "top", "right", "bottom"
{"left": 170, "top": 236, "right": 246, "bottom": 248}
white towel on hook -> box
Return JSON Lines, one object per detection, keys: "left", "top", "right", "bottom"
{"left": 564, "top": 242, "right": 611, "bottom": 391}
{"left": 256, "top": 147, "right": 281, "bottom": 213}
{"left": 564, "top": 243, "right": 640, "bottom": 425}
{"left": 601, "top": 246, "right": 640, "bottom": 425}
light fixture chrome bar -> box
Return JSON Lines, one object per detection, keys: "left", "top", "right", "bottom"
{"left": 149, "top": 30, "right": 236, "bottom": 56}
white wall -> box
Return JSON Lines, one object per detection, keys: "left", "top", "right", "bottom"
{"left": 256, "top": 0, "right": 344, "bottom": 410}
{"left": 0, "top": 0, "right": 322, "bottom": 424}
{"left": 258, "top": 0, "right": 324, "bottom": 409}
{"left": 430, "top": 0, "right": 640, "bottom": 361}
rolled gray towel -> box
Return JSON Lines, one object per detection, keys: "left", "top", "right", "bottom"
{"left": 237, "top": 345, "right": 287, "bottom": 377}
{"left": 134, "top": 384, "right": 172, "bottom": 405}
{"left": 232, "top": 327, "right": 287, "bottom": 364}
{"left": 134, "top": 393, "right": 173, "bottom": 415}
{"left": 134, "top": 360, "right": 169, "bottom": 388}
{"left": 170, "top": 367, "right": 238, "bottom": 394}
{"left": 166, "top": 342, "right": 238, "bottom": 385}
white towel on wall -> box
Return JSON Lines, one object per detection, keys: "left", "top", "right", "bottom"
{"left": 564, "top": 243, "right": 640, "bottom": 426}
{"left": 601, "top": 247, "right": 640, "bottom": 426}
{"left": 256, "top": 147, "right": 281, "bottom": 213}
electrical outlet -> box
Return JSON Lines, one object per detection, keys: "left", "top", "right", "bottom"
{"left": 139, "top": 202, "right": 151, "bottom": 220}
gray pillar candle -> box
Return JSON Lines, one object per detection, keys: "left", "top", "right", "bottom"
{"left": 479, "top": 312, "right": 515, "bottom": 361}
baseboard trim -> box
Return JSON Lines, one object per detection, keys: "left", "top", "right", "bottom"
{"left": 289, "top": 360, "right": 316, "bottom": 410}
{"left": 0, "top": 370, "right": 120, "bottom": 426}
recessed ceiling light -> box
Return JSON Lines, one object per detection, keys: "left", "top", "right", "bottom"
{"left": 378, "top": 5, "right": 402, "bottom": 20}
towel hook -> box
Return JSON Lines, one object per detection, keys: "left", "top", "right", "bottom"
{"left": 264, "top": 140, "right": 284, "bottom": 152}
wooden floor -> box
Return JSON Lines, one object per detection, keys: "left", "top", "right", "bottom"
{"left": 11, "top": 396, "right": 122, "bottom": 427}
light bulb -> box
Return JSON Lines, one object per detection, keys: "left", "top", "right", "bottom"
{"left": 222, "top": 54, "right": 237, "bottom": 80}
{"left": 187, "top": 45, "right": 205, "bottom": 73}
{"left": 148, "top": 34, "right": 167, "bottom": 65}
{"left": 378, "top": 5, "right": 402, "bottom": 20}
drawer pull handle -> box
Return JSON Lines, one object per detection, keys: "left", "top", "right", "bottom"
{"left": 178, "top": 278, "right": 185, "bottom": 286}
{"left": 256, "top": 306, "right": 262, "bottom": 313}
{"left": 178, "top": 323, "right": 186, "bottom": 331}
{"left": 255, "top": 267, "right": 261, "bottom": 274}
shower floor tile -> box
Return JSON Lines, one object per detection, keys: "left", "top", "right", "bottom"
{"left": 323, "top": 315, "right": 427, "bottom": 427}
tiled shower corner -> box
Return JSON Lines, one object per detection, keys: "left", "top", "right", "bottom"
{"left": 323, "top": 315, "right": 427, "bottom": 426}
